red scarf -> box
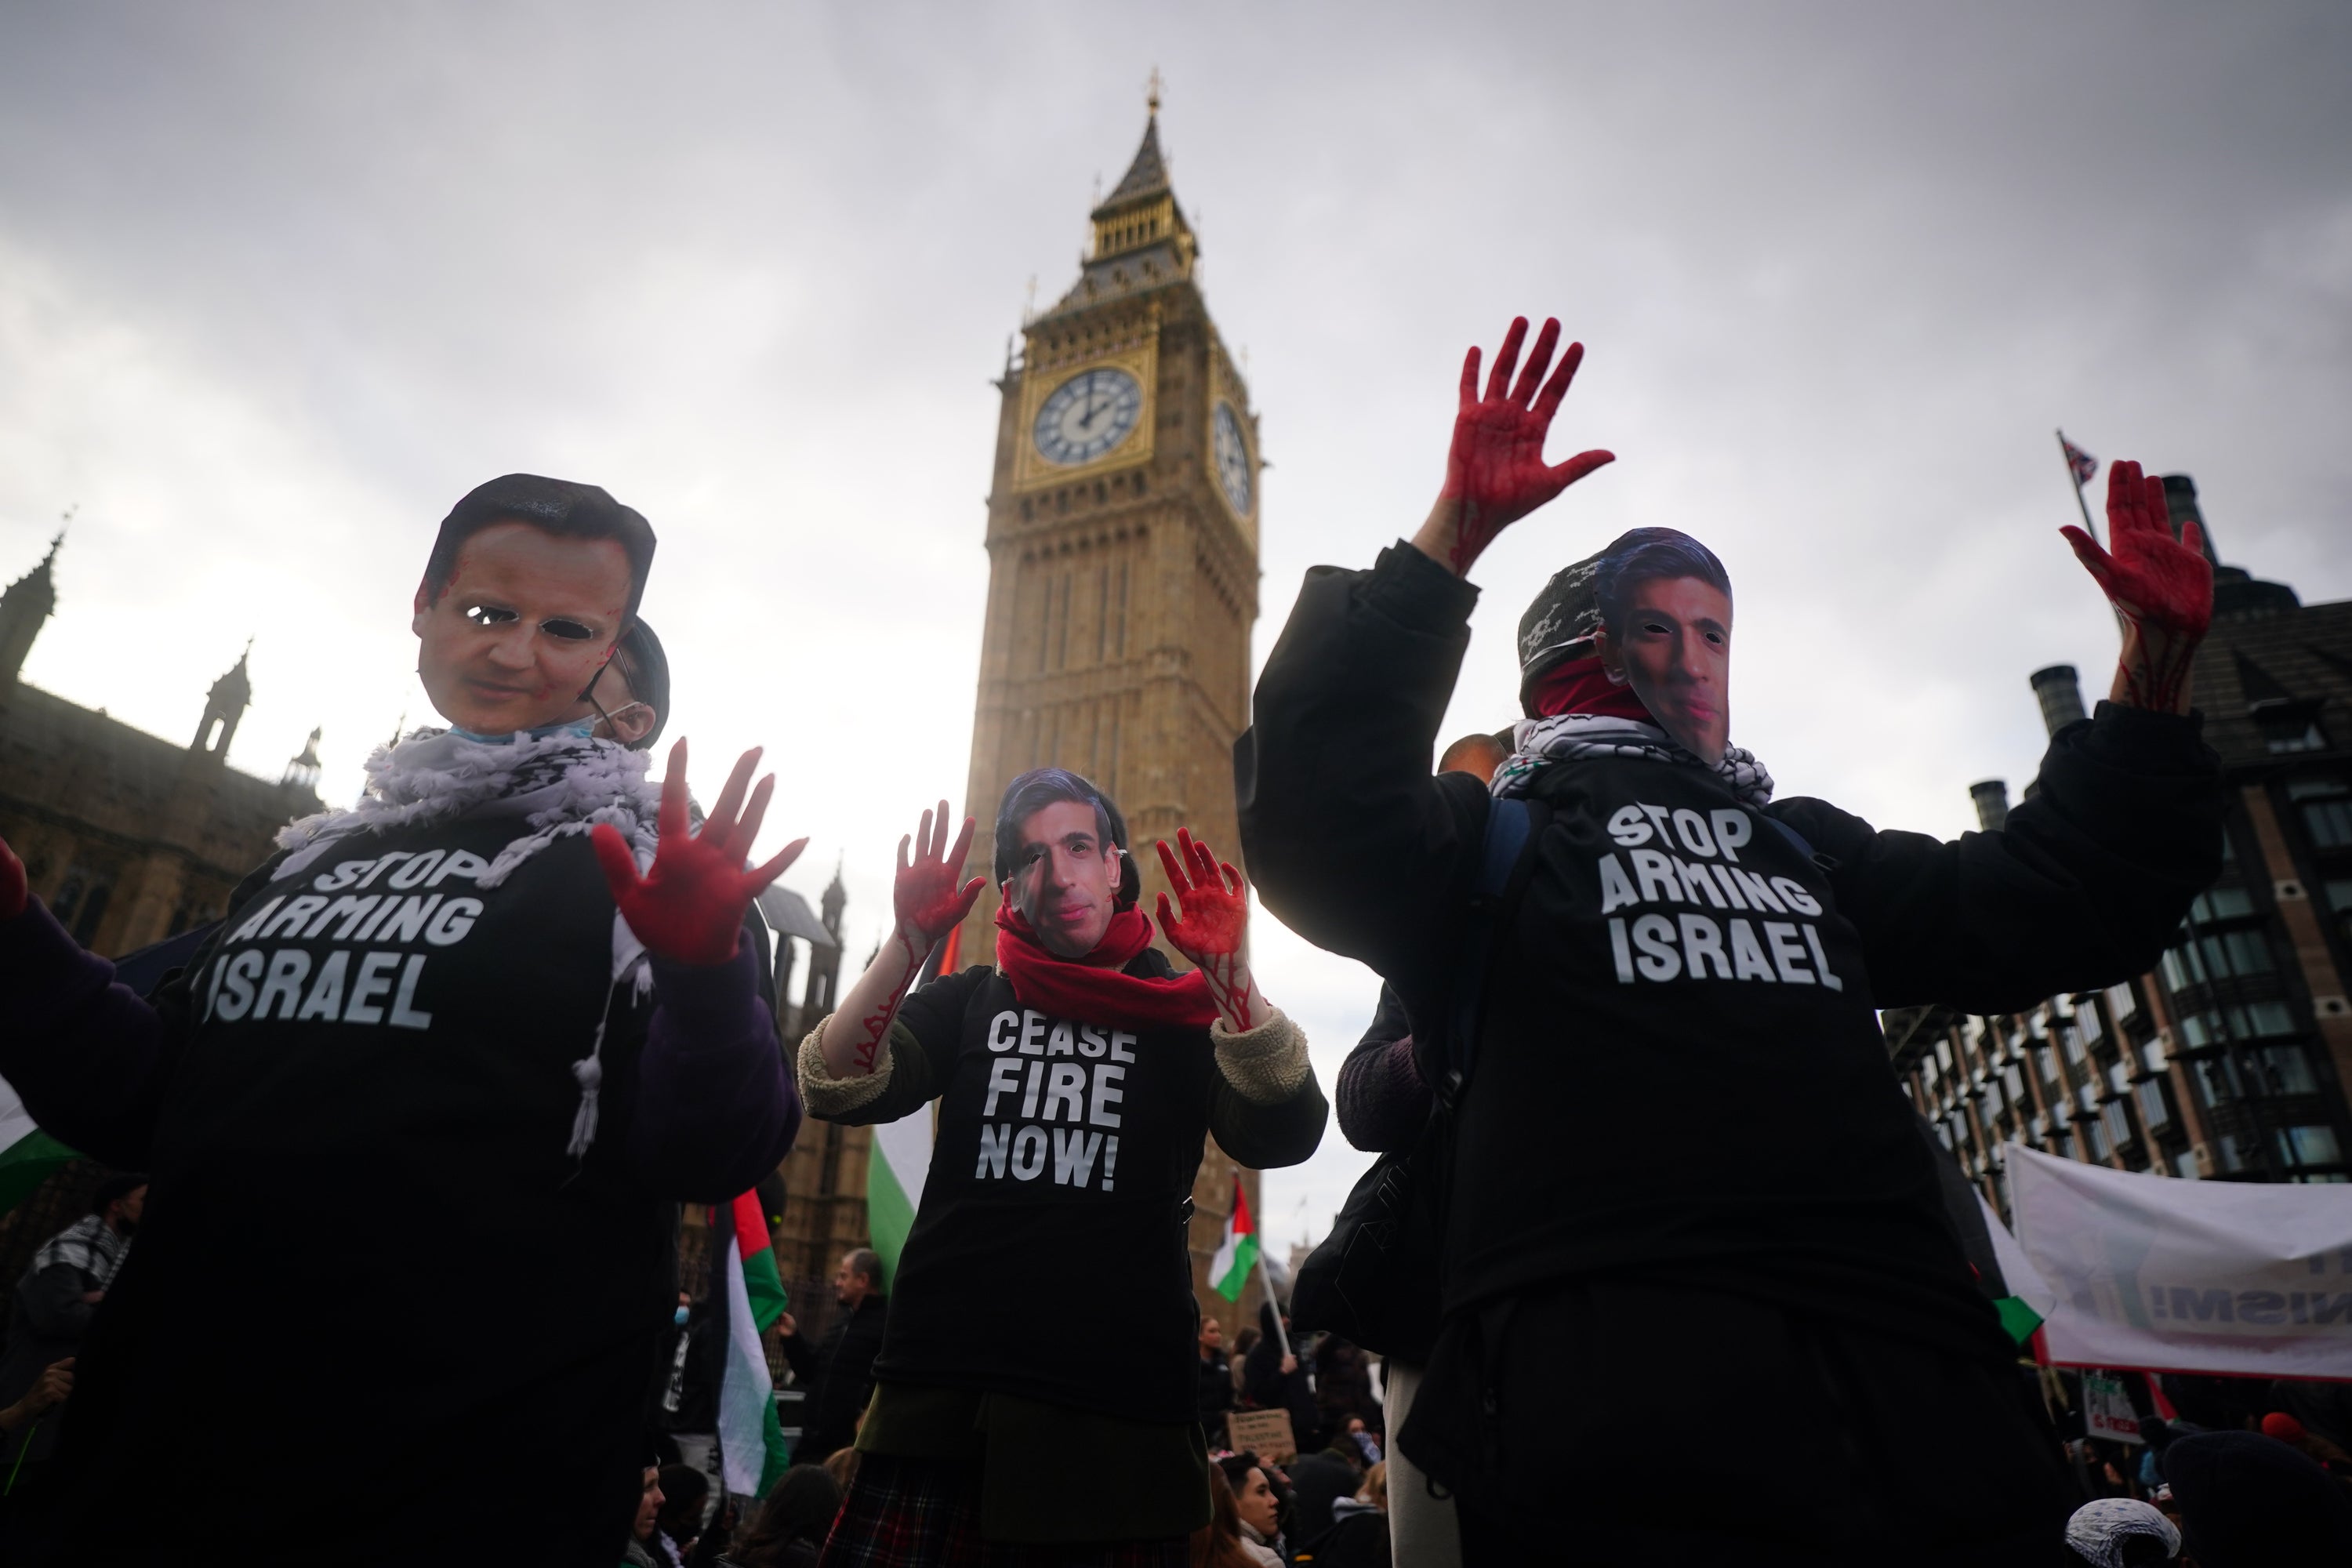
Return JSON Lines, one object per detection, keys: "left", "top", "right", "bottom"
{"left": 1532, "top": 653, "right": 1653, "bottom": 723}
{"left": 993, "top": 903, "right": 1218, "bottom": 1030}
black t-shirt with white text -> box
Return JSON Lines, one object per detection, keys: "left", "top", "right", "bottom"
{"left": 836, "top": 956, "right": 1324, "bottom": 1427}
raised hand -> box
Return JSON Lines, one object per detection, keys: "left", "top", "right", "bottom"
{"left": 591, "top": 739, "right": 807, "bottom": 966}
{"left": 829, "top": 800, "right": 981, "bottom": 1079}
{"left": 1413, "top": 316, "right": 1614, "bottom": 577}
{"left": 0, "top": 833, "right": 24, "bottom": 920}
{"left": 1155, "top": 829, "right": 1261, "bottom": 1032}
{"left": 895, "top": 801, "right": 984, "bottom": 947}
{"left": 2060, "top": 458, "right": 2213, "bottom": 714}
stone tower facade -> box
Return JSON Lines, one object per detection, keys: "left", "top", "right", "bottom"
{"left": 949, "top": 102, "right": 1274, "bottom": 1344}
{"left": 953, "top": 104, "right": 1262, "bottom": 950}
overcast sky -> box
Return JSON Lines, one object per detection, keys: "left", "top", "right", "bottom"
{"left": 5, "top": 2, "right": 2348, "bottom": 1247}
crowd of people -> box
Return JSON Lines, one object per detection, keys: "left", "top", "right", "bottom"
{"left": 0, "top": 316, "right": 2347, "bottom": 1563}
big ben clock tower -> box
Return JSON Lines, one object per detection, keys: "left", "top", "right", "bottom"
{"left": 950, "top": 90, "right": 1270, "bottom": 1328}
{"left": 954, "top": 92, "right": 1261, "bottom": 949}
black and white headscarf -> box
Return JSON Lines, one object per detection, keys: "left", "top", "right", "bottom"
{"left": 33, "top": 1213, "right": 129, "bottom": 1291}
{"left": 1491, "top": 712, "right": 1775, "bottom": 808}
{"left": 268, "top": 727, "right": 667, "bottom": 1156}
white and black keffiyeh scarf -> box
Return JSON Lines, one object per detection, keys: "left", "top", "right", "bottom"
{"left": 33, "top": 1214, "right": 129, "bottom": 1291}
{"left": 1492, "top": 712, "right": 1775, "bottom": 808}
{"left": 267, "top": 728, "right": 667, "bottom": 1156}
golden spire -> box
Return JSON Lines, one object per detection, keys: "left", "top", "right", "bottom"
{"left": 1146, "top": 66, "right": 1162, "bottom": 118}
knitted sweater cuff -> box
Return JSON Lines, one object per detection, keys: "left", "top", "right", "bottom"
{"left": 797, "top": 1014, "right": 896, "bottom": 1116}
{"left": 1210, "top": 1006, "right": 1310, "bottom": 1105}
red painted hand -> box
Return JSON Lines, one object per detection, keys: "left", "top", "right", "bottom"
{"left": 896, "top": 801, "right": 984, "bottom": 945}
{"left": 1155, "top": 829, "right": 1260, "bottom": 1031}
{"left": 0, "top": 834, "right": 24, "bottom": 921}
{"left": 1424, "top": 317, "right": 1614, "bottom": 575}
{"left": 2061, "top": 458, "right": 2213, "bottom": 713}
{"left": 591, "top": 739, "right": 807, "bottom": 966}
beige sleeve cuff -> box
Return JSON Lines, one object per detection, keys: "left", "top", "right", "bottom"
{"left": 797, "top": 1014, "right": 896, "bottom": 1116}
{"left": 1210, "top": 1005, "right": 1311, "bottom": 1105}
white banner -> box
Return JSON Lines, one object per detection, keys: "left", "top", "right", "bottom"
{"left": 2010, "top": 1145, "right": 2352, "bottom": 1380}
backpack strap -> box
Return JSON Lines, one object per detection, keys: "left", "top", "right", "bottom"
{"left": 1434, "top": 795, "right": 1549, "bottom": 1109}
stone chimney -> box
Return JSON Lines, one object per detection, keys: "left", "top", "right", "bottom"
{"left": 2029, "top": 665, "right": 2086, "bottom": 738}
{"left": 1969, "top": 779, "right": 2010, "bottom": 832}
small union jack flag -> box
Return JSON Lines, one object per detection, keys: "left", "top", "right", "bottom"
{"left": 2060, "top": 434, "right": 2098, "bottom": 488}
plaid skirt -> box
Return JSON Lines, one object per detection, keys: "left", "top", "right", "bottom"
{"left": 818, "top": 1454, "right": 1189, "bottom": 1568}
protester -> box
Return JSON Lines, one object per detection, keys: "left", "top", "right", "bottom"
{"left": 2063, "top": 1497, "right": 2180, "bottom": 1567}
{"left": 1242, "top": 1301, "right": 1319, "bottom": 1458}
{"left": 1283, "top": 1431, "right": 1364, "bottom": 1550}
{"left": 625, "top": 1464, "right": 673, "bottom": 1568}
{"left": 655, "top": 1288, "right": 722, "bottom": 1497}
{"left": 657, "top": 1465, "right": 711, "bottom": 1561}
{"left": 0, "top": 1359, "right": 71, "bottom": 1436}
{"left": 2163, "top": 1430, "right": 2352, "bottom": 1564}
{"left": 717, "top": 1463, "right": 843, "bottom": 1568}
{"left": 798, "top": 769, "right": 1327, "bottom": 1559}
{"left": 1239, "top": 317, "right": 2225, "bottom": 1562}
{"left": 1197, "top": 1316, "right": 1236, "bottom": 1448}
{"left": 0, "top": 476, "right": 805, "bottom": 1562}
{"left": 0, "top": 1172, "right": 144, "bottom": 1490}
{"left": 1312, "top": 1337, "right": 1379, "bottom": 1443}
{"left": 777, "top": 1249, "right": 888, "bottom": 1463}
{"left": 1211, "top": 1453, "right": 1283, "bottom": 1567}
{"left": 1309, "top": 1462, "right": 1392, "bottom": 1568}
{"left": 1191, "top": 1466, "right": 1266, "bottom": 1568}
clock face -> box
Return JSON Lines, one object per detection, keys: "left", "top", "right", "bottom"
{"left": 1034, "top": 367, "right": 1144, "bottom": 466}
{"left": 1213, "top": 401, "right": 1253, "bottom": 517}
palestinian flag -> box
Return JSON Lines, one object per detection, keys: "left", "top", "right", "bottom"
{"left": 717, "top": 1190, "right": 792, "bottom": 1498}
{"left": 1977, "top": 1192, "right": 2059, "bottom": 1347}
{"left": 1210, "top": 1176, "right": 1258, "bottom": 1302}
{"left": 0, "top": 1076, "right": 74, "bottom": 1217}
{"left": 868, "top": 927, "right": 954, "bottom": 1291}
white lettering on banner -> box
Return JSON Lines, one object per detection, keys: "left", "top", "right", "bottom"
{"left": 983, "top": 1058, "right": 1022, "bottom": 1116}
{"left": 1010, "top": 1125, "right": 1047, "bottom": 1180}
{"left": 312, "top": 859, "right": 374, "bottom": 893}
{"left": 1598, "top": 855, "right": 1640, "bottom": 915}
{"left": 227, "top": 896, "right": 285, "bottom": 943}
{"left": 304, "top": 895, "right": 382, "bottom": 940}
{"left": 1040, "top": 1063, "right": 1086, "bottom": 1121}
{"left": 1053, "top": 1128, "right": 1103, "bottom": 1185}
{"left": 1089, "top": 1064, "right": 1125, "bottom": 1127}
{"left": 359, "top": 852, "right": 413, "bottom": 889}
{"left": 376, "top": 895, "right": 444, "bottom": 944}
{"left": 1109, "top": 1031, "right": 1138, "bottom": 1063}
{"left": 2013, "top": 1144, "right": 2352, "bottom": 1379}
{"left": 1078, "top": 1025, "right": 1109, "bottom": 1058}
{"left": 1047, "top": 1022, "right": 1076, "bottom": 1058}
{"left": 426, "top": 849, "right": 493, "bottom": 887}
{"left": 976, "top": 1123, "right": 1011, "bottom": 1178}
{"left": 346, "top": 951, "right": 401, "bottom": 1025}
{"left": 1590, "top": 800, "right": 1846, "bottom": 989}
{"left": 386, "top": 850, "right": 445, "bottom": 889}
{"left": 296, "top": 951, "right": 350, "bottom": 1021}
{"left": 213, "top": 949, "right": 263, "bottom": 1019}
{"left": 259, "top": 896, "right": 327, "bottom": 939}
{"left": 255, "top": 950, "right": 311, "bottom": 1018}
{"left": 1018, "top": 1011, "right": 1047, "bottom": 1055}
{"left": 1671, "top": 809, "right": 1716, "bottom": 857}
{"left": 423, "top": 898, "right": 481, "bottom": 946}
{"left": 987, "top": 1011, "right": 1019, "bottom": 1051}
{"left": 389, "top": 956, "right": 432, "bottom": 1029}
{"left": 1019, "top": 1061, "right": 1044, "bottom": 1118}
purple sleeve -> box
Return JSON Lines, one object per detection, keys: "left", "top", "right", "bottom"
{"left": 1337, "top": 1036, "right": 1433, "bottom": 1153}
{"left": 0, "top": 902, "right": 178, "bottom": 1168}
{"left": 633, "top": 942, "right": 802, "bottom": 1200}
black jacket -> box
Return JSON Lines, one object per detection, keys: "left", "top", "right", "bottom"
{"left": 1197, "top": 1347, "right": 1236, "bottom": 1425}
{"left": 1238, "top": 542, "right": 2224, "bottom": 1356}
{"left": 778, "top": 1294, "right": 887, "bottom": 1461}
{"left": 813, "top": 959, "right": 1325, "bottom": 1426}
